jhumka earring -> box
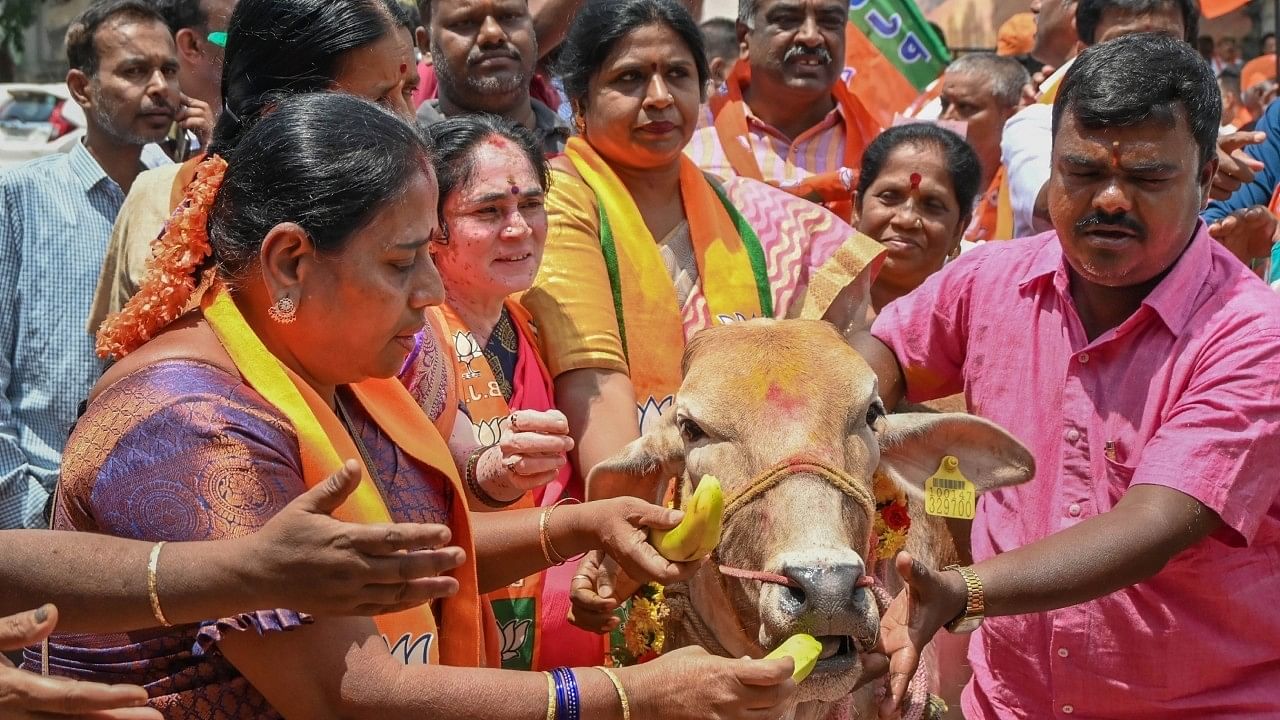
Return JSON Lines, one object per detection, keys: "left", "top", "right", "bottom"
{"left": 268, "top": 296, "right": 298, "bottom": 324}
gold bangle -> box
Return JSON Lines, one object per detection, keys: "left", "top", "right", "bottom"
{"left": 544, "top": 671, "right": 557, "bottom": 720}
{"left": 595, "top": 666, "right": 630, "bottom": 720}
{"left": 539, "top": 498, "right": 582, "bottom": 567}
{"left": 147, "top": 541, "right": 172, "bottom": 627}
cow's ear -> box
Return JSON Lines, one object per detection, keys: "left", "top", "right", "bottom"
{"left": 876, "top": 412, "right": 1034, "bottom": 498}
{"left": 585, "top": 411, "right": 686, "bottom": 503}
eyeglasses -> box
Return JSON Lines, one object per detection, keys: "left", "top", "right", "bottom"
{"left": 207, "top": 31, "right": 227, "bottom": 47}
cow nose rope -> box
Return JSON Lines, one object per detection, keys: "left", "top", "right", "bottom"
{"left": 716, "top": 564, "right": 876, "bottom": 590}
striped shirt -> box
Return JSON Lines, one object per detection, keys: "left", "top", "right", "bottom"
{"left": 684, "top": 102, "right": 848, "bottom": 185}
{"left": 0, "top": 142, "right": 165, "bottom": 528}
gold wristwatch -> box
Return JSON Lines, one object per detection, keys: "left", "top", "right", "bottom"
{"left": 942, "top": 564, "right": 985, "bottom": 634}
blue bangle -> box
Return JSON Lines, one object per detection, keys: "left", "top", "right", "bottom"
{"left": 551, "top": 667, "right": 581, "bottom": 720}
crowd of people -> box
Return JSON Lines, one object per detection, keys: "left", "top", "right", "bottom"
{"left": 1, "top": 0, "right": 1278, "bottom": 718}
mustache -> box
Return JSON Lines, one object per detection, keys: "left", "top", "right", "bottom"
{"left": 140, "top": 98, "right": 176, "bottom": 115}
{"left": 783, "top": 44, "right": 833, "bottom": 64}
{"left": 469, "top": 45, "right": 521, "bottom": 64}
{"left": 1074, "top": 211, "right": 1146, "bottom": 238}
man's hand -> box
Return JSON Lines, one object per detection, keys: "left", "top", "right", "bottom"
{"left": 246, "top": 460, "right": 466, "bottom": 616}
{"left": 1207, "top": 205, "right": 1278, "bottom": 265}
{"left": 877, "top": 552, "right": 967, "bottom": 719}
{"left": 1211, "top": 132, "right": 1267, "bottom": 200}
{"left": 176, "top": 93, "right": 215, "bottom": 150}
{"left": 0, "top": 604, "right": 160, "bottom": 719}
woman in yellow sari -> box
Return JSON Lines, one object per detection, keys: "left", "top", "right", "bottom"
{"left": 522, "top": 0, "right": 885, "bottom": 504}
{"left": 46, "top": 93, "right": 795, "bottom": 719}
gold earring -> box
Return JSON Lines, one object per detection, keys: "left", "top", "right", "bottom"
{"left": 268, "top": 296, "right": 297, "bottom": 324}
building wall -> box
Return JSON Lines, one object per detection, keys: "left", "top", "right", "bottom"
{"left": 15, "top": 0, "right": 90, "bottom": 82}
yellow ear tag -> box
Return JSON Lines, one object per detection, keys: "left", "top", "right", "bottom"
{"left": 924, "top": 455, "right": 976, "bottom": 520}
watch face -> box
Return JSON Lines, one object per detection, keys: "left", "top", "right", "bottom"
{"left": 946, "top": 615, "right": 984, "bottom": 635}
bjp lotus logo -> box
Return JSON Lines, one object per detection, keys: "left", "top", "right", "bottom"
{"left": 716, "top": 312, "right": 750, "bottom": 325}
{"left": 452, "top": 330, "right": 484, "bottom": 379}
{"left": 499, "top": 619, "right": 533, "bottom": 664}
{"left": 475, "top": 417, "right": 504, "bottom": 447}
{"left": 636, "top": 395, "right": 674, "bottom": 437}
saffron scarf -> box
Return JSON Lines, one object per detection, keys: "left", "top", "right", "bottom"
{"left": 202, "top": 283, "right": 496, "bottom": 668}
{"left": 564, "top": 137, "right": 771, "bottom": 413}
{"left": 426, "top": 298, "right": 604, "bottom": 669}
{"left": 966, "top": 166, "right": 1013, "bottom": 242}
{"left": 708, "top": 60, "right": 882, "bottom": 223}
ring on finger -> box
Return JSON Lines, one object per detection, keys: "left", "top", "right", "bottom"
{"left": 572, "top": 574, "right": 592, "bottom": 583}
{"left": 509, "top": 411, "right": 521, "bottom": 433}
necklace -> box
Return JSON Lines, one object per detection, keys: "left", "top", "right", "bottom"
{"left": 334, "top": 391, "right": 382, "bottom": 488}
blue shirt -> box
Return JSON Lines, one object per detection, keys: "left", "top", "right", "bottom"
{"left": 1203, "top": 98, "right": 1280, "bottom": 282}
{"left": 0, "top": 142, "right": 164, "bottom": 528}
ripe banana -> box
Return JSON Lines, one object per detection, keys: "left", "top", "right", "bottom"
{"left": 649, "top": 474, "right": 723, "bottom": 562}
{"left": 765, "top": 633, "right": 823, "bottom": 682}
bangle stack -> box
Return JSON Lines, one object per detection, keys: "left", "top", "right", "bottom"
{"left": 548, "top": 667, "right": 581, "bottom": 720}
{"left": 538, "top": 498, "right": 585, "bottom": 566}
{"left": 463, "top": 443, "right": 520, "bottom": 509}
{"left": 147, "top": 541, "right": 172, "bottom": 627}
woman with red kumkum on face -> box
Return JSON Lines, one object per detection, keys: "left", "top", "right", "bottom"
{"left": 399, "top": 113, "right": 605, "bottom": 671}
{"left": 853, "top": 123, "right": 982, "bottom": 324}
{"left": 44, "top": 92, "right": 796, "bottom": 720}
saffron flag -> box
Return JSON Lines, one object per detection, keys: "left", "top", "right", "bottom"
{"left": 844, "top": 0, "right": 952, "bottom": 127}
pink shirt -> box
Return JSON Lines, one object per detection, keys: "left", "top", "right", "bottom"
{"left": 684, "top": 102, "right": 849, "bottom": 185}
{"left": 873, "top": 226, "right": 1280, "bottom": 719}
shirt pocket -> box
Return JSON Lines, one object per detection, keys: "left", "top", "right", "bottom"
{"left": 1099, "top": 454, "right": 1137, "bottom": 507}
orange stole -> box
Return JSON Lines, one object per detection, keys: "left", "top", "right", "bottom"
{"left": 709, "top": 61, "right": 882, "bottom": 223}
{"left": 425, "top": 299, "right": 604, "bottom": 670}
{"left": 967, "top": 166, "right": 1013, "bottom": 242}
{"left": 202, "top": 285, "right": 498, "bottom": 668}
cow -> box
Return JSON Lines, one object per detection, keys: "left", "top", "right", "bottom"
{"left": 587, "top": 319, "right": 1035, "bottom": 720}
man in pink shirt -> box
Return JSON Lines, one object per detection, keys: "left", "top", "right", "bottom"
{"left": 861, "top": 33, "right": 1280, "bottom": 718}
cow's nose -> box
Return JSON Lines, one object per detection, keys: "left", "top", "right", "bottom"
{"left": 779, "top": 560, "right": 870, "bottom": 618}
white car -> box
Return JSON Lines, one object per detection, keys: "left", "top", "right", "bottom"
{"left": 0, "top": 83, "right": 84, "bottom": 170}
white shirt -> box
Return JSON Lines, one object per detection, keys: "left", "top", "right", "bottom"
{"left": 1000, "top": 61, "right": 1074, "bottom": 238}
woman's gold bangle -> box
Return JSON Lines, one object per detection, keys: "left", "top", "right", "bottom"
{"left": 544, "top": 670, "right": 557, "bottom": 720}
{"left": 539, "top": 498, "right": 581, "bottom": 566}
{"left": 147, "top": 541, "right": 172, "bottom": 627}
{"left": 595, "top": 666, "right": 630, "bottom": 720}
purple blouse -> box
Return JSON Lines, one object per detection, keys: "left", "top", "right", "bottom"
{"left": 29, "top": 360, "right": 454, "bottom": 719}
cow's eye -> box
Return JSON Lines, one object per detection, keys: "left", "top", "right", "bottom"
{"left": 678, "top": 417, "right": 706, "bottom": 442}
{"left": 865, "top": 401, "right": 886, "bottom": 431}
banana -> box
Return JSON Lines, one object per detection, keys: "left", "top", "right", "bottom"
{"left": 649, "top": 474, "right": 723, "bottom": 562}
{"left": 765, "top": 633, "right": 823, "bottom": 682}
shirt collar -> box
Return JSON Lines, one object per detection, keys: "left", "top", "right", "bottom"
{"left": 1019, "top": 222, "right": 1214, "bottom": 336}
{"left": 530, "top": 98, "right": 572, "bottom": 140}
{"left": 67, "top": 140, "right": 113, "bottom": 194}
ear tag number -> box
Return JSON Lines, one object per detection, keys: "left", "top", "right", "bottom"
{"left": 924, "top": 455, "right": 976, "bottom": 520}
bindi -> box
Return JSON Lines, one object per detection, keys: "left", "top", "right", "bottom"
{"left": 399, "top": 63, "right": 407, "bottom": 76}
{"left": 1111, "top": 141, "right": 1122, "bottom": 168}
{"left": 909, "top": 172, "right": 922, "bottom": 191}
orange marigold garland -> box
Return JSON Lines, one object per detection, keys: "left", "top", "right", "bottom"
{"left": 96, "top": 154, "right": 228, "bottom": 359}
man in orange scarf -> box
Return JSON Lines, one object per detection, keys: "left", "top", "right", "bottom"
{"left": 938, "top": 53, "right": 1031, "bottom": 242}
{"left": 684, "top": 0, "right": 881, "bottom": 223}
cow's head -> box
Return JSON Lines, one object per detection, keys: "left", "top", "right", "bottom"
{"left": 588, "top": 320, "right": 1033, "bottom": 702}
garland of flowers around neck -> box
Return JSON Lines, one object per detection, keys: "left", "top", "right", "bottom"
{"left": 608, "top": 473, "right": 912, "bottom": 666}
{"left": 96, "top": 154, "right": 228, "bottom": 360}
